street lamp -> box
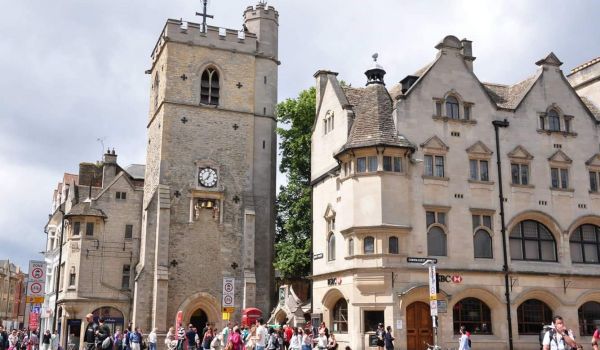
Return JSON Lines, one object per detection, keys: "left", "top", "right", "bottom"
{"left": 492, "top": 119, "right": 514, "bottom": 350}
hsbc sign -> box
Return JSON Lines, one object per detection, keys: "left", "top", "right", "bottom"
{"left": 438, "top": 274, "right": 463, "bottom": 284}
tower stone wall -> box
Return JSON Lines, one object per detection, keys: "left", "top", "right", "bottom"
{"left": 133, "top": 4, "right": 278, "bottom": 337}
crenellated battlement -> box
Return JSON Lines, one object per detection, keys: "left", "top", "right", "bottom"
{"left": 243, "top": 3, "right": 279, "bottom": 21}
{"left": 150, "top": 19, "right": 259, "bottom": 64}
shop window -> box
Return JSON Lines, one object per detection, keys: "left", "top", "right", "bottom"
{"left": 570, "top": 224, "right": 600, "bottom": 264}
{"left": 578, "top": 301, "right": 600, "bottom": 336}
{"left": 364, "top": 236, "right": 375, "bottom": 254}
{"left": 509, "top": 220, "right": 557, "bottom": 262}
{"left": 364, "top": 310, "right": 384, "bottom": 332}
{"left": 452, "top": 298, "right": 492, "bottom": 334}
{"left": 332, "top": 299, "right": 348, "bottom": 333}
{"left": 517, "top": 299, "right": 552, "bottom": 334}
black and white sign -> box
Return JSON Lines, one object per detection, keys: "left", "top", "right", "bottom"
{"left": 222, "top": 277, "right": 235, "bottom": 308}
{"left": 407, "top": 257, "right": 438, "bottom": 264}
{"left": 313, "top": 253, "right": 324, "bottom": 260}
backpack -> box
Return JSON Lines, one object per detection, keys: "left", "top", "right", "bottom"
{"left": 545, "top": 328, "right": 578, "bottom": 350}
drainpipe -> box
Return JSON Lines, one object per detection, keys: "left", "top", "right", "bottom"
{"left": 492, "top": 119, "right": 513, "bottom": 350}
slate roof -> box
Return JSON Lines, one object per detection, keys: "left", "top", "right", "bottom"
{"left": 65, "top": 202, "right": 107, "bottom": 218}
{"left": 481, "top": 73, "right": 539, "bottom": 110}
{"left": 336, "top": 84, "right": 415, "bottom": 155}
{"left": 125, "top": 164, "right": 146, "bottom": 180}
{"left": 581, "top": 96, "right": 600, "bottom": 121}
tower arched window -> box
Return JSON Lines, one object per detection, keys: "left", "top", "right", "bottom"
{"left": 578, "top": 301, "right": 600, "bottom": 335}
{"left": 570, "top": 224, "right": 600, "bottom": 264}
{"left": 327, "top": 233, "right": 336, "bottom": 261}
{"left": 452, "top": 298, "right": 492, "bottom": 334}
{"left": 509, "top": 220, "right": 557, "bottom": 262}
{"left": 517, "top": 299, "right": 552, "bottom": 334}
{"left": 364, "top": 236, "right": 375, "bottom": 254}
{"left": 547, "top": 109, "right": 560, "bottom": 131}
{"left": 200, "top": 67, "right": 220, "bottom": 105}
{"left": 332, "top": 298, "right": 348, "bottom": 333}
{"left": 446, "top": 96, "right": 460, "bottom": 119}
{"left": 389, "top": 236, "right": 399, "bottom": 254}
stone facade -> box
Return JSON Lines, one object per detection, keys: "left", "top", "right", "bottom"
{"left": 0, "top": 261, "right": 26, "bottom": 329}
{"left": 132, "top": 3, "right": 278, "bottom": 338}
{"left": 43, "top": 152, "right": 145, "bottom": 348}
{"left": 311, "top": 36, "right": 600, "bottom": 350}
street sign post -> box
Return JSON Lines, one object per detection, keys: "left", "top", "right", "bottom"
{"left": 25, "top": 260, "right": 46, "bottom": 304}
{"left": 428, "top": 265, "right": 438, "bottom": 317}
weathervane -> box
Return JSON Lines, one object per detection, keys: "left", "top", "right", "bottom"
{"left": 372, "top": 53, "right": 379, "bottom": 62}
{"left": 196, "top": 0, "right": 214, "bottom": 33}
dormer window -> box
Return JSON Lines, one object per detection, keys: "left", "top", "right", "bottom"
{"left": 538, "top": 106, "right": 576, "bottom": 135}
{"left": 433, "top": 93, "right": 475, "bottom": 123}
{"left": 200, "top": 67, "right": 219, "bottom": 106}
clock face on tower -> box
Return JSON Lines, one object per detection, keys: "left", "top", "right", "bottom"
{"left": 198, "top": 167, "right": 218, "bottom": 188}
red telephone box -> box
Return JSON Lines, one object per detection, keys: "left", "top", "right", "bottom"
{"left": 242, "top": 308, "right": 262, "bottom": 327}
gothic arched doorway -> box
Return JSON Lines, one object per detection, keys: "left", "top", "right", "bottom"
{"left": 190, "top": 308, "right": 208, "bottom": 332}
{"left": 406, "top": 302, "right": 433, "bottom": 350}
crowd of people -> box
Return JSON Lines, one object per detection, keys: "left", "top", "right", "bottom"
{"left": 0, "top": 326, "right": 59, "bottom": 350}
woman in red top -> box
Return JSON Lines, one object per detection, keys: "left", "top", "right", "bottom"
{"left": 228, "top": 327, "right": 243, "bottom": 350}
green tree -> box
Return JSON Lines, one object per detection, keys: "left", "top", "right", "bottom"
{"left": 274, "top": 87, "right": 315, "bottom": 280}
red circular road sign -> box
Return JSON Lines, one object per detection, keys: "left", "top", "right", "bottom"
{"left": 30, "top": 282, "right": 42, "bottom": 294}
{"left": 31, "top": 268, "right": 44, "bottom": 279}
{"left": 224, "top": 282, "right": 234, "bottom": 293}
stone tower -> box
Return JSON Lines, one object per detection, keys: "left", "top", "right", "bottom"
{"left": 133, "top": 3, "right": 278, "bottom": 334}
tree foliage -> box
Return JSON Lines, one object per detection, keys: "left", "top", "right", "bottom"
{"left": 274, "top": 87, "right": 315, "bottom": 280}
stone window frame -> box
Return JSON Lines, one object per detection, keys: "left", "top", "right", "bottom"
{"left": 323, "top": 110, "right": 335, "bottom": 135}
{"left": 578, "top": 301, "right": 600, "bottom": 336}
{"left": 388, "top": 236, "right": 399, "bottom": 254}
{"left": 452, "top": 297, "right": 493, "bottom": 334}
{"left": 68, "top": 266, "right": 77, "bottom": 289}
{"left": 424, "top": 205, "right": 450, "bottom": 257}
{"left": 432, "top": 90, "right": 477, "bottom": 125}
{"left": 421, "top": 136, "right": 450, "bottom": 181}
{"left": 342, "top": 149, "right": 409, "bottom": 180}
{"left": 548, "top": 150, "right": 573, "bottom": 192}
{"left": 331, "top": 298, "right": 349, "bottom": 334}
{"left": 509, "top": 220, "right": 558, "bottom": 262}
{"left": 327, "top": 232, "right": 336, "bottom": 261}
{"left": 471, "top": 208, "right": 495, "bottom": 259}
{"left": 200, "top": 65, "right": 221, "bottom": 106}
{"left": 569, "top": 224, "right": 600, "bottom": 265}
{"left": 363, "top": 236, "right": 376, "bottom": 254}
{"left": 347, "top": 238, "right": 354, "bottom": 256}
{"left": 585, "top": 153, "right": 600, "bottom": 193}
{"left": 537, "top": 104, "right": 577, "bottom": 137}
{"left": 466, "top": 141, "right": 494, "bottom": 184}
{"left": 508, "top": 145, "right": 534, "bottom": 188}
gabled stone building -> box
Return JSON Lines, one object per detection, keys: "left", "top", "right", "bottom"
{"left": 43, "top": 151, "right": 144, "bottom": 348}
{"left": 311, "top": 36, "right": 600, "bottom": 350}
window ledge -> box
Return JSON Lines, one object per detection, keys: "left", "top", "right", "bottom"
{"left": 67, "top": 286, "right": 76, "bottom": 291}
{"left": 422, "top": 175, "right": 450, "bottom": 182}
{"left": 510, "top": 183, "right": 535, "bottom": 189}
{"left": 549, "top": 187, "right": 575, "bottom": 193}
{"left": 432, "top": 116, "right": 477, "bottom": 125}
{"left": 468, "top": 179, "right": 495, "bottom": 185}
{"left": 536, "top": 129, "right": 577, "bottom": 137}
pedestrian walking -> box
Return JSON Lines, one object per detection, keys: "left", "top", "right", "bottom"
{"left": 84, "top": 314, "right": 98, "bottom": 350}
{"left": 326, "top": 334, "right": 336, "bottom": 350}
{"left": 50, "top": 331, "right": 58, "bottom": 350}
{"left": 165, "top": 328, "right": 177, "bottom": 350}
{"left": 186, "top": 325, "right": 197, "bottom": 350}
{"left": 209, "top": 329, "right": 221, "bottom": 350}
{"left": 41, "top": 331, "right": 51, "bottom": 350}
{"left": 96, "top": 318, "right": 112, "bottom": 350}
{"left": 300, "top": 329, "right": 311, "bottom": 350}
{"left": 375, "top": 324, "right": 385, "bottom": 350}
{"left": 8, "top": 330, "right": 19, "bottom": 350}
{"left": 255, "top": 320, "right": 267, "bottom": 350}
{"left": 315, "top": 332, "right": 326, "bottom": 350}
{"left": 147, "top": 329, "right": 157, "bottom": 350}
{"left": 202, "top": 328, "right": 213, "bottom": 350}
{"left": 0, "top": 326, "right": 8, "bottom": 350}
{"left": 384, "top": 326, "right": 394, "bottom": 350}
{"left": 458, "top": 326, "right": 470, "bottom": 350}
{"left": 128, "top": 328, "right": 141, "bottom": 350}
{"left": 542, "top": 316, "right": 577, "bottom": 350}
{"left": 288, "top": 329, "right": 301, "bottom": 350}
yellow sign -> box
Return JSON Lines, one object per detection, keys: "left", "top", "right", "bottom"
{"left": 222, "top": 312, "right": 230, "bottom": 321}
{"left": 222, "top": 307, "right": 234, "bottom": 313}
{"left": 429, "top": 295, "right": 437, "bottom": 301}
{"left": 27, "top": 296, "right": 44, "bottom": 304}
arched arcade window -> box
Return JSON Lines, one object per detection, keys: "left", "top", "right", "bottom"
{"left": 332, "top": 298, "right": 348, "bottom": 333}
{"left": 570, "top": 224, "right": 600, "bottom": 264}
{"left": 517, "top": 299, "right": 552, "bottom": 334}
{"left": 509, "top": 220, "right": 557, "bottom": 262}
{"left": 452, "top": 298, "right": 492, "bottom": 334}
{"left": 200, "top": 67, "right": 220, "bottom": 105}
{"left": 578, "top": 301, "right": 600, "bottom": 336}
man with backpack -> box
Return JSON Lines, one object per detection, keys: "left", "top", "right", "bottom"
{"left": 541, "top": 316, "right": 577, "bottom": 350}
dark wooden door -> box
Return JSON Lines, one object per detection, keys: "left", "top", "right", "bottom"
{"left": 406, "top": 302, "right": 433, "bottom": 350}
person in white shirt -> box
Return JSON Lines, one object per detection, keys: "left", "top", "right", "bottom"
{"left": 148, "top": 329, "right": 158, "bottom": 350}
{"left": 289, "top": 329, "right": 302, "bottom": 350}
{"left": 255, "top": 319, "right": 268, "bottom": 350}
{"left": 458, "top": 326, "right": 470, "bottom": 350}
{"left": 542, "top": 316, "right": 577, "bottom": 350}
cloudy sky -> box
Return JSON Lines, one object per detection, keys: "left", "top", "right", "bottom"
{"left": 1, "top": 0, "right": 599, "bottom": 269}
